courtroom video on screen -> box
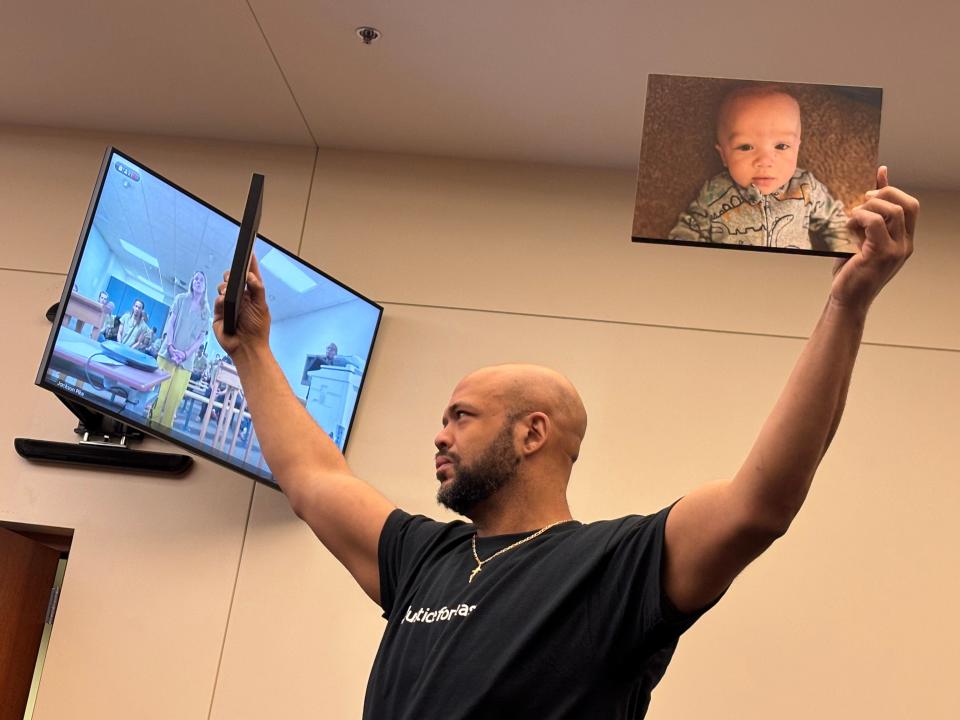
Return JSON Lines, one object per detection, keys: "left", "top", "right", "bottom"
{"left": 41, "top": 150, "right": 382, "bottom": 485}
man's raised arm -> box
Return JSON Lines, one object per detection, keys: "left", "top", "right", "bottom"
{"left": 663, "top": 168, "right": 918, "bottom": 614}
{"left": 213, "top": 255, "right": 395, "bottom": 605}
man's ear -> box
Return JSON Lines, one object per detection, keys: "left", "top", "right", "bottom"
{"left": 519, "top": 412, "right": 549, "bottom": 456}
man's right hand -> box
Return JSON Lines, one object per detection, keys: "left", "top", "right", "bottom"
{"left": 213, "top": 252, "right": 272, "bottom": 359}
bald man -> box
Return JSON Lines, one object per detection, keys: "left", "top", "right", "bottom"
{"left": 213, "top": 169, "right": 917, "bottom": 719}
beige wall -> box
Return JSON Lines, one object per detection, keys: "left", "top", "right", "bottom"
{"left": 1, "top": 125, "right": 957, "bottom": 719}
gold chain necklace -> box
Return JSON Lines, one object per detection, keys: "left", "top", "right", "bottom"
{"left": 469, "top": 520, "right": 573, "bottom": 583}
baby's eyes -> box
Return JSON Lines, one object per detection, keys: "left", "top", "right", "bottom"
{"left": 734, "top": 143, "right": 791, "bottom": 152}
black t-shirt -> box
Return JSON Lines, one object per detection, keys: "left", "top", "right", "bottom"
{"left": 364, "top": 505, "right": 712, "bottom": 719}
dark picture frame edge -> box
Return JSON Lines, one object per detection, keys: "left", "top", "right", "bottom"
{"left": 631, "top": 236, "right": 854, "bottom": 259}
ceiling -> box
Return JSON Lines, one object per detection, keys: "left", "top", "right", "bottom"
{"left": 2, "top": 1, "right": 957, "bottom": 189}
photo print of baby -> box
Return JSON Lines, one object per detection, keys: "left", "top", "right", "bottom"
{"left": 632, "top": 74, "right": 882, "bottom": 257}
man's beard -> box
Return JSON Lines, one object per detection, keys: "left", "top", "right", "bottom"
{"left": 437, "top": 421, "right": 521, "bottom": 516}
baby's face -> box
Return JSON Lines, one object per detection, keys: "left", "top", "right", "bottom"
{"left": 715, "top": 92, "right": 801, "bottom": 195}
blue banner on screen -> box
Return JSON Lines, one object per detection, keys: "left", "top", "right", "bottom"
{"left": 38, "top": 149, "right": 383, "bottom": 486}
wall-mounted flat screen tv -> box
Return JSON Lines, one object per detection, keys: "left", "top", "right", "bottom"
{"left": 35, "top": 147, "right": 383, "bottom": 487}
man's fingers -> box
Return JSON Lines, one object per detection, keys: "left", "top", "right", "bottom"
{"left": 848, "top": 207, "right": 888, "bottom": 239}
{"left": 852, "top": 197, "right": 905, "bottom": 252}
{"left": 857, "top": 197, "right": 914, "bottom": 258}
{"left": 247, "top": 270, "right": 263, "bottom": 291}
{"left": 248, "top": 252, "right": 263, "bottom": 281}
{"left": 213, "top": 254, "right": 269, "bottom": 336}
{"left": 246, "top": 255, "right": 268, "bottom": 307}
{"left": 843, "top": 215, "right": 865, "bottom": 249}
{"left": 862, "top": 185, "right": 918, "bottom": 239}
{"left": 857, "top": 197, "right": 906, "bottom": 237}
{"left": 848, "top": 204, "right": 912, "bottom": 263}
{"left": 850, "top": 202, "right": 904, "bottom": 255}
{"left": 876, "top": 165, "right": 889, "bottom": 190}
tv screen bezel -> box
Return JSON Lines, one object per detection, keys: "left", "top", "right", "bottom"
{"left": 34, "top": 146, "right": 384, "bottom": 489}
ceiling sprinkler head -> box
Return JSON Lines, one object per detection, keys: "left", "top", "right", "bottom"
{"left": 356, "top": 26, "right": 381, "bottom": 45}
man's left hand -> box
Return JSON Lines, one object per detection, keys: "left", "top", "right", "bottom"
{"left": 831, "top": 166, "right": 918, "bottom": 313}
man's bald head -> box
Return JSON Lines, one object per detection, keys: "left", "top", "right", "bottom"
{"left": 457, "top": 364, "right": 588, "bottom": 463}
